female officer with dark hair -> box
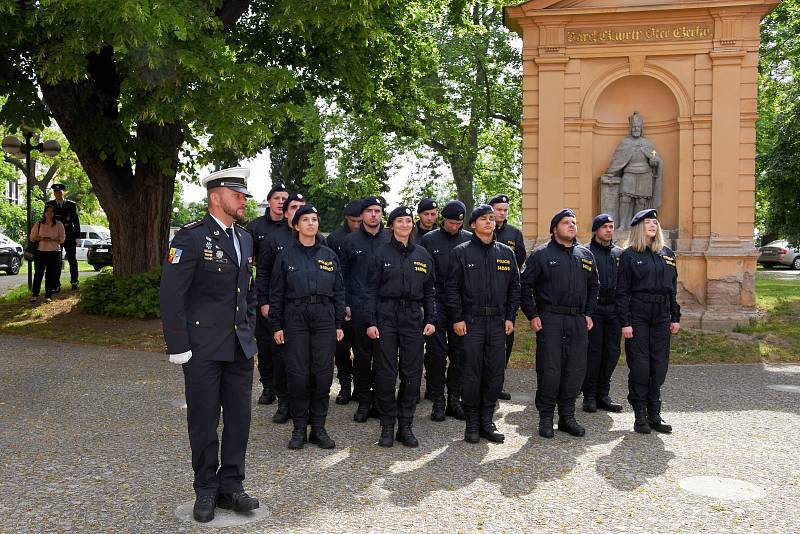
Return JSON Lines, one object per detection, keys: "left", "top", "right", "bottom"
{"left": 270, "top": 205, "right": 345, "bottom": 450}
{"left": 616, "top": 209, "right": 681, "bottom": 434}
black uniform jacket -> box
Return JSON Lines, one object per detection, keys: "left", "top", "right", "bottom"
{"left": 520, "top": 237, "right": 600, "bottom": 320}
{"left": 419, "top": 226, "right": 471, "bottom": 310}
{"left": 324, "top": 223, "right": 352, "bottom": 260}
{"left": 413, "top": 221, "right": 438, "bottom": 239}
{"left": 246, "top": 214, "right": 285, "bottom": 265}
{"left": 160, "top": 214, "right": 258, "bottom": 361}
{"left": 589, "top": 239, "right": 623, "bottom": 304}
{"left": 494, "top": 221, "right": 526, "bottom": 268}
{"left": 616, "top": 246, "right": 681, "bottom": 326}
{"left": 268, "top": 237, "right": 346, "bottom": 332}
{"left": 254, "top": 221, "right": 294, "bottom": 307}
{"left": 340, "top": 224, "right": 389, "bottom": 313}
{"left": 365, "top": 236, "right": 436, "bottom": 327}
{"left": 445, "top": 233, "right": 521, "bottom": 324}
{"left": 46, "top": 199, "right": 80, "bottom": 239}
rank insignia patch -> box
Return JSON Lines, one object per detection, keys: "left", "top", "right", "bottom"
{"left": 168, "top": 248, "right": 182, "bottom": 264}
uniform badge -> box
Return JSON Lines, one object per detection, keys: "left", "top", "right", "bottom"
{"left": 205, "top": 242, "right": 213, "bottom": 250}
{"left": 216, "top": 250, "right": 224, "bottom": 259}
{"left": 168, "top": 248, "right": 183, "bottom": 264}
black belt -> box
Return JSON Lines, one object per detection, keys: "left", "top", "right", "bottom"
{"left": 633, "top": 293, "right": 667, "bottom": 303}
{"left": 290, "top": 295, "right": 330, "bottom": 305}
{"left": 384, "top": 298, "right": 421, "bottom": 307}
{"left": 542, "top": 305, "right": 583, "bottom": 315}
{"left": 471, "top": 306, "right": 501, "bottom": 316}
{"left": 597, "top": 296, "right": 615, "bottom": 305}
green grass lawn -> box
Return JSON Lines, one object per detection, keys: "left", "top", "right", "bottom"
{"left": 17, "top": 259, "right": 96, "bottom": 275}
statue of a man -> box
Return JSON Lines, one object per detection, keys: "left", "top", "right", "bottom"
{"left": 601, "top": 111, "right": 663, "bottom": 229}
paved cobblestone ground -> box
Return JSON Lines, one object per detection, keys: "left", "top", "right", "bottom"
{"left": 1, "top": 334, "right": 798, "bottom": 533}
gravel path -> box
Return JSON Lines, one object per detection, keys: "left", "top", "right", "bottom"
{"left": 1, "top": 334, "right": 798, "bottom": 533}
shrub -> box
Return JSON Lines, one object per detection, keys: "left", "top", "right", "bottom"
{"left": 79, "top": 268, "right": 161, "bottom": 319}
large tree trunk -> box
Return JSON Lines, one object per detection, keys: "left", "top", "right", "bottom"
{"left": 450, "top": 155, "right": 476, "bottom": 214}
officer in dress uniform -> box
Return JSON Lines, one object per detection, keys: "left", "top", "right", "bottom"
{"left": 520, "top": 209, "right": 599, "bottom": 439}
{"left": 366, "top": 206, "right": 436, "bottom": 447}
{"left": 324, "top": 199, "right": 364, "bottom": 405}
{"left": 414, "top": 198, "right": 439, "bottom": 238}
{"left": 160, "top": 167, "right": 260, "bottom": 523}
{"left": 582, "top": 214, "right": 624, "bottom": 413}
{"left": 46, "top": 183, "right": 80, "bottom": 291}
{"left": 487, "top": 194, "right": 526, "bottom": 401}
{"left": 446, "top": 205, "right": 520, "bottom": 444}
{"left": 247, "top": 183, "right": 288, "bottom": 405}
{"left": 616, "top": 209, "right": 680, "bottom": 434}
{"left": 419, "top": 200, "right": 471, "bottom": 421}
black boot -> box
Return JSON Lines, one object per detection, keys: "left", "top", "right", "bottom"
{"left": 430, "top": 395, "right": 446, "bottom": 422}
{"left": 633, "top": 406, "right": 651, "bottom": 434}
{"left": 648, "top": 411, "right": 673, "bottom": 433}
{"left": 557, "top": 414, "right": 586, "bottom": 437}
{"left": 335, "top": 382, "right": 351, "bottom": 405}
{"left": 396, "top": 422, "right": 419, "bottom": 448}
{"left": 287, "top": 426, "right": 307, "bottom": 449}
{"left": 498, "top": 391, "right": 511, "bottom": 401}
{"left": 192, "top": 495, "right": 216, "bottom": 523}
{"left": 538, "top": 414, "right": 554, "bottom": 438}
{"left": 463, "top": 407, "right": 480, "bottom": 443}
{"left": 309, "top": 427, "right": 336, "bottom": 449}
{"left": 258, "top": 388, "right": 276, "bottom": 405}
{"left": 479, "top": 407, "right": 504, "bottom": 443}
{"left": 353, "top": 402, "right": 370, "bottom": 423}
{"left": 582, "top": 396, "right": 597, "bottom": 412}
{"left": 217, "top": 491, "right": 259, "bottom": 512}
{"left": 597, "top": 395, "right": 623, "bottom": 413}
{"left": 272, "top": 401, "right": 290, "bottom": 424}
{"left": 446, "top": 394, "right": 465, "bottom": 420}
{"left": 378, "top": 424, "right": 394, "bottom": 447}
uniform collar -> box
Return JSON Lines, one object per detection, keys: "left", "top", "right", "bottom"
{"left": 360, "top": 223, "right": 384, "bottom": 238}
{"left": 591, "top": 237, "right": 615, "bottom": 250}
{"left": 470, "top": 232, "right": 495, "bottom": 248}
{"left": 209, "top": 213, "right": 235, "bottom": 234}
{"left": 390, "top": 234, "right": 412, "bottom": 254}
{"left": 550, "top": 236, "right": 577, "bottom": 250}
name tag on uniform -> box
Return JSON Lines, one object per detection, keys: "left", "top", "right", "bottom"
{"left": 664, "top": 256, "right": 676, "bottom": 267}
{"left": 580, "top": 257, "right": 593, "bottom": 272}
{"left": 318, "top": 259, "right": 334, "bottom": 272}
{"left": 506, "top": 240, "right": 515, "bottom": 248}
{"left": 414, "top": 261, "right": 428, "bottom": 273}
{"left": 496, "top": 258, "right": 511, "bottom": 271}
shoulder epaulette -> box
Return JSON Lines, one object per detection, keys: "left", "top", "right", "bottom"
{"left": 182, "top": 219, "right": 203, "bottom": 229}
{"left": 235, "top": 222, "right": 251, "bottom": 233}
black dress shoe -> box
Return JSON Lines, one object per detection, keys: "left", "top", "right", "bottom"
{"left": 309, "top": 427, "right": 336, "bottom": 449}
{"left": 378, "top": 424, "right": 394, "bottom": 447}
{"left": 557, "top": 415, "right": 586, "bottom": 437}
{"left": 287, "top": 427, "right": 307, "bottom": 449}
{"left": 272, "top": 402, "right": 290, "bottom": 424}
{"left": 335, "top": 383, "right": 351, "bottom": 405}
{"left": 353, "top": 402, "right": 370, "bottom": 423}
{"left": 648, "top": 414, "right": 673, "bottom": 433}
{"left": 538, "top": 417, "right": 554, "bottom": 438}
{"left": 597, "top": 396, "right": 623, "bottom": 413}
{"left": 479, "top": 422, "right": 505, "bottom": 443}
{"left": 396, "top": 423, "right": 419, "bottom": 448}
{"left": 258, "top": 389, "right": 276, "bottom": 405}
{"left": 193, "top": 495, "right": 216, "bottom": 523}
{"left": 582, "top": 399, "right": 597, "bottom": 413}
{"left": 498, "top": 391, "right": 511, "bottom": 401}
{"left": 217, "top": 491, "right": 259, "bottom": 512}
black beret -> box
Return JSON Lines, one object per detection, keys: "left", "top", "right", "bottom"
{"left": 387, "top": 205, "right": 414, "bottom": 227}
{"left": 487, "top": 194, "right": 509, "bottom": 206}
{"left": 441, "top": 200, "right": 466, "bottom": 221}
{"left": 469, "top": 204, "right": 494, "bottom": 225}
{"left": 361, "top": 196, "right": 382, "bottom": 212}
{"left": 267, "top": 183, "right": 287, "bottom": 200}
{"left": 291, "top": 204, "right": 318, "bottom": 226}
{"left": 376, "top": 196, "right": 388, "bottom": 209}
{"left": 343, "top": 199, "right": 363, "bottom": 217}
{"left": 284, "top": 193, "right": 305, "bottom": 208}
{"left": 592, "top": 213, "right": 614, "bottom": 232}
{"left": 550, "top": 208, "right": 576, "bottom": 232}
{"left": 417, "top": 198, "right": 438, "bottom": 213}
{"left": 630, "top": 209, "right": 658, "bottom": 227}
{"left": 51, "top": 183, "right": 66, "bottom": 191}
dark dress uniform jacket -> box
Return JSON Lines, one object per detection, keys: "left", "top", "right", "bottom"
{"left": 420, "top": 227, "right": 471, "bottom": 318}
{"left": 616, "top": 246, "right": 681, "bottom": 326}
{"left": 494, "top": 221, "right": 526, "bottom": 268}
{"left": 268, "top": 239, "right": 346, "bottom": 331}
{"left": 160, "top": 214, "right": 258, "bottom": 361}
{"left": 46, "top": 199, "right": 80, "bottom": 239}
{"left": 445, "top": 234, "right": 521, "bottom": 324}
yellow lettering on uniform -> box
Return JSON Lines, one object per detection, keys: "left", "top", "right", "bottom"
{"left": 497, "top": 266, "right": 510, "bottom": 272}
{"left": 496, "top": 258, "right": 511, "bottom": 265}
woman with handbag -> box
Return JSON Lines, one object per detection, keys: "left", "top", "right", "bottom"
{"left": 29, "top": 204, "right": 65, "bottom": 303}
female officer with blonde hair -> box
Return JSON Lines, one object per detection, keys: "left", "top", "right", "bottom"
{"left": 616, "top": 209, "right": 680, "bottom": 434}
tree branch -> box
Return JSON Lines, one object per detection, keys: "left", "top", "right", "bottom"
{"left": 216, "top": 0, "right": 251, "bottom": 31}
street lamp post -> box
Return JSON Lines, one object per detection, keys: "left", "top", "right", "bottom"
{"left": 2, "top": 130, "right": 61, "bottom": 290}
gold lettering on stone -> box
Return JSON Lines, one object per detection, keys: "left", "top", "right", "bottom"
{"left": 566, "top": 25, "right": 712, "bottom": 45}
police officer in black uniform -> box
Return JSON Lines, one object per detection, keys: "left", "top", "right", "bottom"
{"left": 446, "top": 205, "right": 520, "bottom": 444}
{"left": 582, "top": 214, "right": 624, "bottom": 413}
{"left": 487, "top": 194, "right": 526, "bottom": 400}
{"left": 414, "top": 198, "right": 439, "bottom": 238}
{"left": 340, "top": 196, "right": 388, "bottom": 422}
{"left": 160, "top": 167, "right": 260, "bottom": 523}
{"left": 419, "top": 200, "right": 471, "bottom": 421}
{"left": 269, "top": 205, "right": 346, "bottom": 450}
{"left": 520, "top": 209, "right": 599, "bottom": 439}
{"left": 255, "top": 193, "right": 306, "bottom": 424}
{"left": 616, "top": 209, "right": 680, "bottom": 434}
{"left": 46, "top": 183, "right": 80, "bottom": 291}
{"left": 366, "top": 206, "right": 436, "bottom": 447}
{"left": 324, "top": 199, "right": 363, "bottom": 405}
{"left": 247, "top": 183, "right": 288, "bottom": 405}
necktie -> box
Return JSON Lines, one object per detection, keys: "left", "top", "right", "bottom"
{"left": 225, "top": 228, "right": 234, "bottom": 241}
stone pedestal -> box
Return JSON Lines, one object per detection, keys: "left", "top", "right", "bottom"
{"left": 506, "top": 0, "right": 777, "bottom": 330}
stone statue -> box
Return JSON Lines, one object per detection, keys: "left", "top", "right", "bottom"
{"left": 599, "top": 111, "right": 663, "bottom": 230}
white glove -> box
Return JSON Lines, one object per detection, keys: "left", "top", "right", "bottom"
{"left": 169, "top": 350, "right": 192, "bottom": 364}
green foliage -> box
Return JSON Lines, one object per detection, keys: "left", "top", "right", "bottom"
{"left": 78, "top": 268, "right": 161, "bottom": 319}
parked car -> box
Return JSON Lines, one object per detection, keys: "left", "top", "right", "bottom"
{"left": 87, "top": 238, "right": 112, "bottom": 271}
{"left": 78, "top": 225, "right": 110, "bottom": 242}
{"left": 0, "top": 232, "right": 23, "bottom": 275}
{"left": 758, "top": 240, "right": 800, "bottom": 270}
{"left": 68, "top": 238, "right": 97, "bottom": 261}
